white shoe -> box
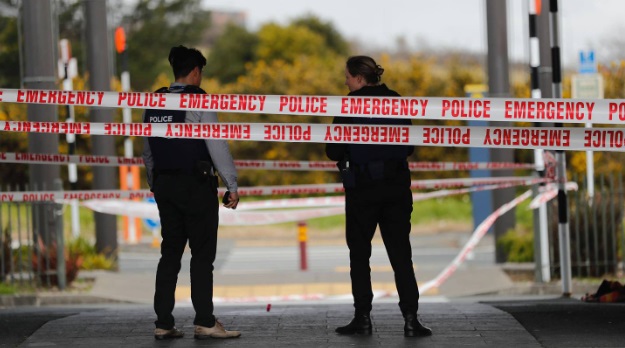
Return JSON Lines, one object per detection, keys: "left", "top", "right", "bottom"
{"left": 194, "top": 320, "right": 241, "bottom": 339}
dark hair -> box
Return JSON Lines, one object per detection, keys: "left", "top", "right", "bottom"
{"left": 168, "top": 45, "right": 207, "bottom": 79}
{"left": 346, "top": 55, "right": 384, "bottom": 84}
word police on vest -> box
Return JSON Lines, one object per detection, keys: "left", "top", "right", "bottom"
{"left": 149, "top": 115, "right": 173, "bottom": 123}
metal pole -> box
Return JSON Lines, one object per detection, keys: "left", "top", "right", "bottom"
{"left": 486, "top": 0, "right": 514, "bottom": 263}
{"left": 84, "top": 0, "right": 118, "bottom": 265}
{"left": 537, "top": 5, "right": 553, "bottom": 100}
{"left": 528, "top": 0, "right": 550, "bottom": 283}
{"left": 115, "top": 26, "right": 138, "bottom": 244}
{"left": 549, "top": 0, "right": 572, "bottom": 297}
{"left": 21, "top": 0, "right": 61, "bottom": 245}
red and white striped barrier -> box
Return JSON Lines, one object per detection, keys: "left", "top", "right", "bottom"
{"left": 0, "top": 189, "right": 153, "bottom": 202}
{"left": 0, "top": 152, "right": 144, "bottom": 166}
{"left": 0, "top": 152, "right": 536, "bottom": 171}
{"left": 0, "top": 176, "right": 549, "bottom": 202}
{"left": 1, "top": 88, "right": 624, "bottom": 125}
{"left": 419, "top": 189, "right": 534, "bottom": 294}
{"left": 3, "top": 120, "right": 625, "bottom": 152}
{"left": 528, "top": 182, "right": 579, "bottom": 209}
{"left": 77, "top": 178, "right": 547, "bottom": 226}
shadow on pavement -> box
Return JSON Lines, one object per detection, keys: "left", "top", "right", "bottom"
{"left": 489, "top": 297, "right": 625, "bottom": 348}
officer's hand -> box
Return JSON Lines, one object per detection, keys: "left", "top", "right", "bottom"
{"left": 223, "top": 191, "right": 239, "bottom": 210}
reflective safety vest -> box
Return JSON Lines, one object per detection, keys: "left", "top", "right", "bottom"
{"left": 143, "top": 85, "right": 210, "bottom": 172}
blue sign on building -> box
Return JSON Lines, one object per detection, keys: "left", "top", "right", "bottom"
{"left": 579, "top": 50, "right": 597, "bottom": 74}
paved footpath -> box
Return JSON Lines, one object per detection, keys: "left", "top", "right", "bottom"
{"left": 5, "top": 297, "right": 624, "bottom": 347}
{"left": 15, "top": 301, "right": 541, "bottom": 348}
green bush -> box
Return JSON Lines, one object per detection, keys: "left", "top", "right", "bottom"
{"left": 67, "top": 237, "right": 115, "bottom": 271}
{"left": 80, "top": 254, "right": 115, "bottom": 271}
{"left": 498, "top": 228, "right": 534, "bottom": 262}
{"left": 0, "top": 282, "right": 17, "bottom": 295}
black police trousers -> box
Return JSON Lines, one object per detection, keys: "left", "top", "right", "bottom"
{"left": 344, "top": 169, "right": 420, "bottom": 315}
{"left": 152, "top": 172, "right": 218, "bottom": 329}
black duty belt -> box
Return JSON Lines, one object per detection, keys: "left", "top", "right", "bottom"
{"left": 154, "top": 168, "right": 194, "bottom": 175}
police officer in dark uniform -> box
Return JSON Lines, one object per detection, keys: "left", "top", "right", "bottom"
{"left": 326, "top": 56, "right": 432, "bottom": 337}
{"left": 143, "top": 46, "right": 240, "bottom": 340}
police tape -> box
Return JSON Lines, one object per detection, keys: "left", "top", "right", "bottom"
{"left": 1, "top": 87, "right": 624, "bottom": 125}
{"left": 418, "top": 180, "right": 579, "bottom": 294}
{"left": 0, "top": 151, "right": 536, "bottom": 171}
{"left": 419, "top": 189, "right": 534, "bottom": 294}
{"left": 3, "top": 120, "right": 625, "bottom": 152}
{"left": 215, "top": 178, "right": 547, "bottom": 212}
{"left": 79, "top": 178, "right": 546, "bottom": 225}
{"left": 81, "top": 198, "right": 346, "bottom": 226}
{"left": 0, "top": 176, "right": 549, "bottom": 202}
{"left": 528, "top": 182, "right": 579, "bottom": 209}
{"left": 0, "top": 152, "right": 144, "bottom": 166}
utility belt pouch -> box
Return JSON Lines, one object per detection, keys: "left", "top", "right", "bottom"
{"left": 337, "top": 160, "right": 356, "bottom": 189}
{"left": 194, "top": 160, "right": 214, "bottom": 182}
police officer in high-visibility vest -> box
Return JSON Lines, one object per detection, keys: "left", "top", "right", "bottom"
{"left": 142, "top": 45, "right": 241, "bottom": 341}
{"left": 326, "top": 56, "right": 432, "bottom": 337}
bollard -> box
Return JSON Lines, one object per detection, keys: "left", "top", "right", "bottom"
{"left": 298, "top": 221, "right": 308, "bottom": 271}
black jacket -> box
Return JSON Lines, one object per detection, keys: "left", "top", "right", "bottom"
{"left": 325, "top": 84, "right": 414, "bottom": 164}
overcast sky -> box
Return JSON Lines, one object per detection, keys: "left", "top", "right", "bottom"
{"left": 204, "top": 0, "right": 625, "bottom": 68}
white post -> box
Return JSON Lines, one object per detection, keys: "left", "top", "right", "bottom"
{"left": 59, "top": 39, "right": 80, "bottom": 239}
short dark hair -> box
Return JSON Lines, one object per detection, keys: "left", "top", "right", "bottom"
{"left": 346, "top": 55, "right": 384, "bottom": 84}
{"left": 168, "top": 45, "right": 207, "bottom": 79}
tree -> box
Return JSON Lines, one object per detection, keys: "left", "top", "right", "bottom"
{"left": 0, "top": 0, "right": 19, "bottom": 88}
{"left": 291, "top": 15, "right": 349, "bottom": 56}
{"left": 205, "top": 23, "right": 258, "bottom": 84}
{"left": 255, "top": 23, "right": 331, "bottom": 64}
{"left": 121, "top": 0, "right": 211, "bottom": 91}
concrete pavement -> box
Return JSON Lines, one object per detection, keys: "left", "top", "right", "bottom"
{"left": 4, "top": 298, "right": 624, "bottom": 347}
{"left": 87, "top": 231, "right": 519, "bottom": 305}
{"left": 2, "top": 231, "right": 623, "bottom": 347}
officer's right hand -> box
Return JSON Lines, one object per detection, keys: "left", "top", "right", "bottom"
{"left": 223, "top": 191, "right": 239, "bottom": 210}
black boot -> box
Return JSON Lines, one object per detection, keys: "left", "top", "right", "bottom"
{"left": 404, "top": 313, "right": 432, "bottom": 337}
{"left": 335, "top": 313, "right": 372, "bottom": 335}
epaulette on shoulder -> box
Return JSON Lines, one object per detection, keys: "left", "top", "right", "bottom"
{"left": 154, "top": 86, "right": 170, "bottom": 93}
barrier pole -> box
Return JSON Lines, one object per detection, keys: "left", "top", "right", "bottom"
{"left": 528, "top": 0, "right": 551, "bottom": 283}
{"left": 298, "top": 221, "right": 308, "bottom": 271}
{"left": 550, "top": 0, "right": 572, "bottom": 296}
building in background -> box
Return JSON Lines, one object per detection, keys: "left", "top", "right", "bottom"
{"left": 205, "top": 9, "right": 247, "bottom": 45}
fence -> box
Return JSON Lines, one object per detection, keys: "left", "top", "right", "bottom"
{"left": 1, "top": 185, "right": 67, "bottom": 290}
{"left": 549, "top": 172, "right": 625, "bottom": 278}
{"left": 2, "top": 175, "right": 625, "bottom": 289}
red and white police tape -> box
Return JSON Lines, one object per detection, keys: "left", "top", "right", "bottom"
{"left": 2, "top": 87, "right": 625, "bottom": 125}
{"left": 0, "top": 176, "right": 549, "bottom": 202}
{"left": 529, "top": 182, "right": 579, "bottom": 209}
{"left": 79, "top": 177, "right": 548, "bottom": 226}
{"left": 4, "top": 120, "right": 625, "bottom": 152}
{"left": 418, "top": 189, "right": 534, "bottom": 294}
{"left": 0, "top": 151, "right": 535, "bottom": 171}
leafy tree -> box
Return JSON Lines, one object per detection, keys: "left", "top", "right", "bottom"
{"left": 291, "top": 15, "right": 349, "bottom": 56}
{"left": 206, "top": 56, "right": 345, "bottom": 187}
{"left": 255, "top": 23, "right": 330, "bottom": 64}
{"left": 0, "top": 0, "right": 19, "bottom": 88}
{"left": 121, "top": 0, "right": 211, "bottom": 91}
{"left": 56, "top": 0, "right": 86, "bottom": 75}
{"left": 205, "top": 23, "right": 258, "bottom": 84}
